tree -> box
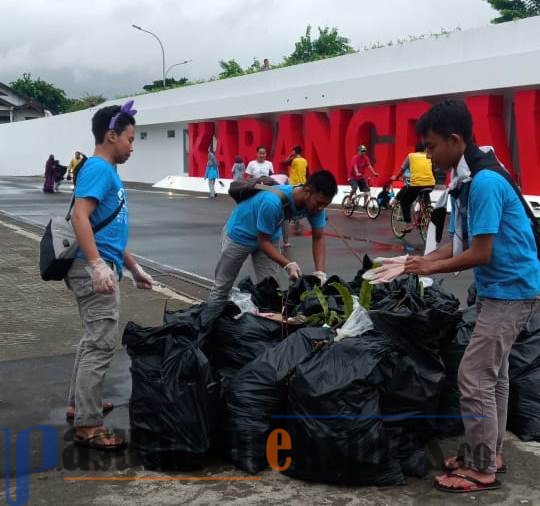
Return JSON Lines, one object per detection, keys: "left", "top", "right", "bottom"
{"left": 285, "top": 25, "right": 354, "bottom": 65}
{"left": 218, "top": 59, "right": 245, "bottom": 79}
{"left": 66, "top": 94, "right": 106, "bottom": 112}
{"left": 142, "top": 77, "right": 188, "bottom": 92}
{"left": 485, "top": 0, "right": 540, "bottom": 23}
{"left": 9, "top": 73, "right": 69, "bottom": 114}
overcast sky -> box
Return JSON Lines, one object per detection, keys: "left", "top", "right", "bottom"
{"left": 0, "top": 0, "right": 497, "bottom": 99}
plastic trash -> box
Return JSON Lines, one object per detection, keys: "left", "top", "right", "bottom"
{"left": 334, "top": 305, "right": 374, "bottom": 342}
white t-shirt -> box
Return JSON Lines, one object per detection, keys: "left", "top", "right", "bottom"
{"left": 246, "top": 160, "right": 274, "bottom": 178}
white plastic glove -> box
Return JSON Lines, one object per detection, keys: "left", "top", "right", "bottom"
{"left": 284, "top": 261, "right": 302, "bottom": 280}
{"left": 362, "top": 256, "right": 408, "bottom": 285}
{"left": 129, "top": 263, "right": 155, "bottom": 289}
{"left": 373, "top": 255, "right": 409, "bottom": 265}
{"left": 87, "top": 258, "right": 117, "bottom": 294}
{"left": 313, "top": 271, "right": 327, "bottom": 285}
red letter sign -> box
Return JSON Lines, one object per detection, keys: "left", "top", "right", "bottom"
{"left": 215, "top": 120, "right": 239, "bottom": 173}
{"left": 272, "top": 114, "right": 303, "bottom": 172}
{"left": 467, "top": 95, "right": 513, "bottom": 173}
{"left": 394, "top": 101, "right": 432, "bottom": 176}
{"left": 237, "top": 118, "right": 274, "bottom": 163}
{"left": 188, "top": 122, "right": 215, "bottom": 177}
{"left": 304, "top": 109, "right": 352, "bottom": 183}
{"left": 345, "top": 105, "right": 395, "bottom": 184}
{"left": 515, "top": 90, "right": 540, "bottom": 194}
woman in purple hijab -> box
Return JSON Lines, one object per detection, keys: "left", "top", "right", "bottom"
{"left": 43, "top": 154, "right": 56, "bottom": 193}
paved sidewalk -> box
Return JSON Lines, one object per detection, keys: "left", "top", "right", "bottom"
{"left": 1, "top": 217, "right": 540, "bottom": 506}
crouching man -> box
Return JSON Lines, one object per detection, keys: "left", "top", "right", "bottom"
{"left": 208, "top": 170, "right": 338, "bottom": 306}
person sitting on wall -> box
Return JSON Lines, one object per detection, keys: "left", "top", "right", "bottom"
{"left": 245, "top": 146, "right": 274, "bottom": 178}
{"left": 391, "top": 141, "right": 435, "bottom": 233}
{"left": 207, "top": 170, "right": 338, "bottom": 307}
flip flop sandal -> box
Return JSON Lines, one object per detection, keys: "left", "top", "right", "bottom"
{"left": 66, "top": 403, "right": 114, "bottom": 419}
{"left": 434, "top": 473, "right": 501, "bottom": 493}
{"left": 442, "top": 457, "right": 507, "bottom": 474}
{"left": 74, "top": 430, "right": 127, "bottom": 451}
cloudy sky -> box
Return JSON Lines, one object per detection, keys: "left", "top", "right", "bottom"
{"left": 0, "top": 0, "right": 497, "bottom": 99}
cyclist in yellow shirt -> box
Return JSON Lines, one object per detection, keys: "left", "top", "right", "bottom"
{"left": 391, "top": 142, "right": 435, "bottom": 233}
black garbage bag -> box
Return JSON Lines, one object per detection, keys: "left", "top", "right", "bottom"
{"left": 225, "top": 327, "right": 332, "bottom": 474}
{"left": 508, "top": 311, "right": 540, "bottom": 441}
{"left": 163, "top": 302, "right": 226, "bottom": 340}
{"left": 369, "top": 276, "right": 456, "bottom": 477}
{"left": 284, "top": 331, "right": 406, "bottom": 486}
{"left": 370, "top": 275, "right": 461, "bottom": 354}
{"left": 467, "top": 282, "right": 477, "bottom": 307}
{"left": 436, "top": 306, "right": 476, "bottom": 438}
{"left": 286, "top": 275, "right": 321, "bottom": 307}
{"left": 237, "top": 276, "right": 283, "bottom": 312}
{"left": 123, "top": 320, "right": 216, "bottom": 470}
{"left": 208, "top": 312, "right": 284, "bottom": 370}
{"left": 294, "top": 275, "right": 354, "bottom": 319}
{"left": 348, "top": 255, "right": 374, "bottom": 293}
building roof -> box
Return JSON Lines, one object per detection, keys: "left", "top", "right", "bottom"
{"left": 0, "top": 82, "right": 45, "bottom": 113}
{"left": 95, "top": 16, "right": 540, "bottom": 126}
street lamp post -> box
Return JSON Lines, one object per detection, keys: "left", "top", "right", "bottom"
{"left": 132, "top": 24, "right": 166, "bottom": 89}
{"left": 165, "top": 60, "right": 193, "bottom": 80}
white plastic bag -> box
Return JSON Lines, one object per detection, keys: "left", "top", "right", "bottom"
{"left": 334, "top": 305, "right": 374, "bottom": 342}
{"left": 229, "top": 288, "right": 258, "bottom": 316}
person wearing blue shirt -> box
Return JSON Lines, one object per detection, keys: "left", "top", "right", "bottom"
{"left": 208, "top": 170, "right": 338, "bottom": 306}
{"left": 204, "top": 147, "right": 220, "bottom": 198}
{"left": 66, "top": 102, "right": 155, "bottom": 451}
{"left": 405, "top": 100, "right": 540, "bottom": 494}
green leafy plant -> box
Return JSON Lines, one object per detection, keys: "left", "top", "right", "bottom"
{"left": 300, "top": 282, "right": 354, "bottom": 328}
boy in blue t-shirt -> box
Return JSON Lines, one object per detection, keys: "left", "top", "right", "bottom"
{"left": 208, "top": 170, "right": 338, "bottom": 306}
{"left": 405, "top": 100, "right": 540, "bottom": 494}
{"left": 66, "top": 102, "right": 155, "bottom": 451}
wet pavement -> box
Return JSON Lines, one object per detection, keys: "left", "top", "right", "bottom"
{"left": 6, "top": 177, "right": 538, "bottom": 506}
{"left": 0, "top": 176, "right": 473, "bottom": 303}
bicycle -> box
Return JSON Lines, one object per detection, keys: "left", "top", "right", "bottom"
{"left": 341, "top": 178, "right": 380, "bottom": 219}
{"left": 390, "top": 187, "right": 433, "bottom": 242}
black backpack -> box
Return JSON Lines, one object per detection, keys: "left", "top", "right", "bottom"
{"left": 228, "top": 176, "right": 291, "bottom": 219}
{"left": 465, "top": 145, "right": 540, "bottom": 260}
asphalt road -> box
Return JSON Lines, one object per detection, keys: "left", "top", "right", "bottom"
{"left": 0, "top": 176, "right": 473, "bottom": 303}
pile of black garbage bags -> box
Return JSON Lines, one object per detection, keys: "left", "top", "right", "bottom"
{"left": 122, "top": 259, "right": 540, "bottom": 486}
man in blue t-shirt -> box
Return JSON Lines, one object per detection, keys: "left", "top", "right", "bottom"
{"left": 405, "top": 100, "right": 540, "bottom": 494}
{"left": 66, "top": 102, "right": 155, "bottom": 451}
{"left": 208, "top": 170, "right": 338, "bottom": 306}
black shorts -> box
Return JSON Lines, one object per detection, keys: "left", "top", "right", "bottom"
{"left": 350, "top": 178, "right": 369, "bottom": 192}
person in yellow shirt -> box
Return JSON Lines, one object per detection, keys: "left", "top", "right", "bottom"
{"left": 391, "top": 142, "right": 435, "bottom": 233}
{"left": 282, "top": 146, "right": 309, "bottom": 242}
{"left": 285, "top": 146, "right": 308, "bottom": 186}
{"left": 67, "top": 151, "right": 84, "bottom": 181}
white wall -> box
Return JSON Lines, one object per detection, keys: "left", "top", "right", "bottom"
{"left": 122, "top": 123, "right": 185, "bottom": 183}
{"left": 1, "top": 16, "right": 540, "bottom": 181}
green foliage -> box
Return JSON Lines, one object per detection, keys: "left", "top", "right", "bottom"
{"left": 362, "top": 27, "right": 462, "bottom": 52}
{"left": 285, "top": 25, "right": 354, "bottom": 65}
{"left": 329, "top": 282, "right": 354, "bottom": 319}
{"left": 245, "top": 58, "right": 262, "bottom": 74}
{"left": 300, "top": 282, "right": 354, "bottom": 328}
{"left": 218, "top": 59, "right": 245, "bottom": 79}
{"left": 485, "top": 0, "right": 540, "bottom": 23}
{"left": 359, "top": 279, "right": 373, "bottom": 310}
{"left": 142, "top": 77, "right": 189, "bottom": 92}
{"left": 9, "top": 73, "right": 69, "bottom": 114}
{"left": 66, "top": 94, "right": 106, "bottom": 112}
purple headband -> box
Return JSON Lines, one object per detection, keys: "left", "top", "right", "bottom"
{"left": 108, "top": 100, "right": 137, "bottom": 131}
